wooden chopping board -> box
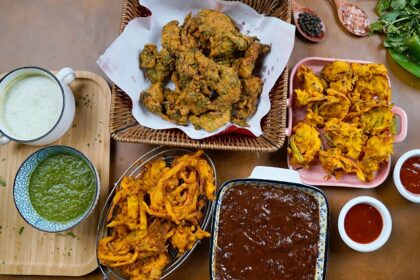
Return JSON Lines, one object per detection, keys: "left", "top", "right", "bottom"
{"left": 0, "top": 71, "right": 111, "bottom": 276}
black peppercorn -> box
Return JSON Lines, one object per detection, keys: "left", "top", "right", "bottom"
{"left": 297, "top": 12, "right": 323, "bottom": 38}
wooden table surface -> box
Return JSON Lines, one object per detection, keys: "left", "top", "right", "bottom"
{"left": 0, "top": 0, "right": 419, "bottom": 279}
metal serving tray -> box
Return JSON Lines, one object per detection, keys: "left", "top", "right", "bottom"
{"left": 96, "top": 147, "right": 216, "bottom": 280}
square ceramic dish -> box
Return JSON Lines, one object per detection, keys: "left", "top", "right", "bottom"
{"left": 210, "top": 167, "right": 329, "bottom": 280}
{"left": 286, "top": 57, "right": 408, "bottom": 188}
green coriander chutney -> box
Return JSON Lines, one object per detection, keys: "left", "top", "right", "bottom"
{"left": 28, "top": 154, "right": 96, "bottom": 223}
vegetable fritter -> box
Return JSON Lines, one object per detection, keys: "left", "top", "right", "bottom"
{"left": 288, "top": 122, "right": 321, "bottom": 168}
{"left": 98, "top": 151, "right": 216, "bottom": 280}
{"left": 139, "top": 9, "right": 270, "bottom": 131}
{"left": 289, "top": 61, "right": 396, "bottom": 182}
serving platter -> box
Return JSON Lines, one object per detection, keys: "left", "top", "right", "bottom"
{"left": 0, "top": 71, "right": 110, "bottom": 276}
{"left": 97, "top": 147, "right": 216, "bottom": 280}
{"left": 286, "top": 57, "right": 408, "bottom": 188}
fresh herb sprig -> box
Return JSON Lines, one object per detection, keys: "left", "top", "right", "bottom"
{"left": 370, "top": 0, "right": 420, "bottom": 77}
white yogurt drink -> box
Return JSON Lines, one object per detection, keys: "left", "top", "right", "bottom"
{"left": 0, "top": 74, "right": 63, "bottom": 140}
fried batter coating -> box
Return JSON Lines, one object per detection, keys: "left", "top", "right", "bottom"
{"left": 360, "top": 134, "right": 393, "bottom": 181}
{"left": 232, "top": 76, "right": 263, "bottom": 126}
{"left": 139, "top": 45, "right": 173, "bottom": 83}
{"left": 329, "top": 74, "right": 353, "bottom": 93}
{"left": 190, "top": 109, "right": 231, "bottom": 132}
{"left": 360, "top": 106, "right": 395, "bottom": 136}
{"left": 294, "top": 89, "right": 324, "bottom": 107}
{"left": 139, "top": 9, "right": 270, "bottom": 131}
{"left": 321, "top": 60, "right": 351, "bottom": 82}
{"left": 324, "top": 118, "right": 364, "bottom": 159}
{"left": 319, "top": 148, "right": 365, "bottom": 181}
{"left": 288, "top": 61, "right": 395, "bottom": 182}
{"left": 161, "top": 20, "right": 182, "bottom": 55}
{"left": 171, "top": 225, "right": 211, "bottom": 253}
{"left": 234, "top": 41, "right": 271, "bottom": 78}
{"left": 194, "top": 9, "right": 252, "bottom": 58}
{"left": 98, "top": 151, "right": 215, "bottom": 280}
{"left": 315, "top": 89, "right": 351, "bottom": 123}
{"left": 140, "top": 82, "right": 164, "bottom": 114}
{"left": 288, "top": 122, "right": 321, "bottom": 168}
{"left": 297, "top": 65, "right": 327, "bottom": 93}
{"left": 353, "top": 74, "right": 391, "bottom": 103}
{"left": 351, "top": 63, "right": 388, "bottom": 78}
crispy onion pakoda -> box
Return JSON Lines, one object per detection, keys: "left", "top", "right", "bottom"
{"left": 139, "top": 9, "right": 270, "bottom": 131}
{"left": 98, "top": 151, "right": 215, "bottom": 280}
{"left": 288, "top": 122, "right": 321, "bottom": 168}
{"left": 289, "top": 61, "right": 396, "bottom": 182}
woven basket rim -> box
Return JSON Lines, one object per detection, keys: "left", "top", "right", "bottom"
{"left": 109, "top": 0, "right": 291, "bottom": 152}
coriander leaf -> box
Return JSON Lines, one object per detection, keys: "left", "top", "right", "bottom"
{"left": 387, "top": 24, "right": 400, "bottom": 33}
{"left": 409, "top": 0, "right": 420, "bottom": 7}
{"left": 391, "top": 0, "right": 407, "bottom": 10}
{"left": 381, "top": 11, "right": 401, "bottom": 22}
{"left": 376, "top": 0, "right": 391, "bottom": 15}
{"left": 370, "top": 21, "right": 384, "bottom": 33}
{"left": 384, "top": 37, "right": 407, "bottom": 52}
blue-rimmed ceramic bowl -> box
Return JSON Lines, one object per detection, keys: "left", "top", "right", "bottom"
{"left": 13, "top": 145, "right": 100, "bottom": 232}
{"left": 210, "top": 167, "right": 329, "bottom": 280}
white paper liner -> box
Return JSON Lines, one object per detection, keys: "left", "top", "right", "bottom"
{"left": 98, "top": 0, "right": 295, "bottom": 139}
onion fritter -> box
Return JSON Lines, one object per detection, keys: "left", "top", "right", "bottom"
{"left": 98, "top": 150, "right": 215, "bottom": 280}
{"left": 288, "top": 122, "right": 321, "bottom": 168}
{"left": 289, "top": 62, "right": 396, "bottom": 182}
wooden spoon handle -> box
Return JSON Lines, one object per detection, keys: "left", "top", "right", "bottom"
{"left": 291, "top": 0, "right": 304, "bottom": 11}
{"left": 326, "top": 0, "right": 342, "bottom": 8}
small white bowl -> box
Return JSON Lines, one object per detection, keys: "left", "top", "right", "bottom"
{"left": 338, "top": 196, "right": 392, "bottom": 252}
{"left": 393, "top": 149, "right": 420, "bottom": 203}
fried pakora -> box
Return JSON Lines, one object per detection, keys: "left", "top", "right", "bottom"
{"left": 289, "top": 61, "right": 396, "bottom": 182}
{"left": 324, "top": 118, "right": 364, "bottom": 159}
{"left": 294, "top": 89, "right": 324, "bottom": 107}
{"left": 139, "top": 10, "right": 270, "bottom": 131}
{"left": 288, "top": 122, "right": 321, "bottom": 168}
{"left": 360, "top": 134, "right": 394, "bottom": 181}
{"left": 321, "top": 60, "right": 351, "bottom": 82}
{"left": 296, "top": 64, "right": 327, "bottom": 93}
{"left": 98, "top": 151, "right": 215, "bottom": 280}
{"left": 317, "top": 89, "right": 351, "bottom": 121}
{"left": 319, "top": 148, "right": 365, "bottom": 181}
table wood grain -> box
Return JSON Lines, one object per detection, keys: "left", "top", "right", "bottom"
{"left": 0, "top": 0, "right": 419, "bottom": 279}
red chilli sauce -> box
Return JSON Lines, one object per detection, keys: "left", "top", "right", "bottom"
{"left": 344, "top": 203, "right": 383, "bottom": 244}
{"left": 400, "top": 156, "right": 420, "bottom": 194}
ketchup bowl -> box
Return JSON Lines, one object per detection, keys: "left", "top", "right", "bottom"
{"left": 338, "top": 196, "right": 392, "bottom": 252}
{"left": 393, "top": 149, "right": 420, "bottom": 203}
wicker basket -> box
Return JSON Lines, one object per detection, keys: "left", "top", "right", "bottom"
{"left": 110, "top": 0, "right": 291, "bottom": 152}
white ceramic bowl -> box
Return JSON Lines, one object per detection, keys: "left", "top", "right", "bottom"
{"left": 393, "top": 149, "right": 420, "bottom": 203}
{"left": 338, "top": 196, "right": 392, "bottom": 252}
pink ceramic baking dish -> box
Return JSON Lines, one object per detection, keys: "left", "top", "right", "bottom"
{"left": 287, "top": 57, "right": 408, "bottom": 188}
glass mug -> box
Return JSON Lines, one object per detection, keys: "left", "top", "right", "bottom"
{"left": 0, "top": 66, "right": 76, "bottom": 146}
